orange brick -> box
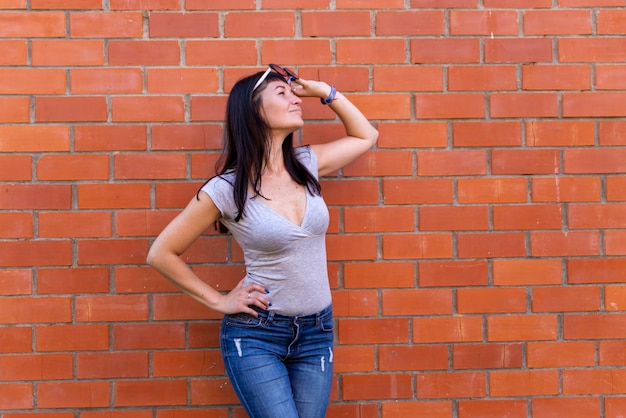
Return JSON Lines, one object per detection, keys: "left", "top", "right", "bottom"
{"left": 527, "top": 341, "right": 596, "bottom": 368}
{"left": 70, "top": 12, "right": 143, "bottom": 37}
{"left": 458, "top": 288, "right": 527, "bottom": 314}
{"left": 491, "top": 93, "right": 559, "bottom": 118}
{"left": 596, "top": 64, "right": 626, "bottom": 90}
{"left": 338, "top": 318, "right": 409, "bottom": 344}
{"left": 114, "top": 153, "right": 186, "bottom": 180}
{"left": 0, "top": 241, "right": 72, "bottom": 267}
{"left": 150, "top": 12, "right": 218, "bottom": 37}
{"left": 416, "top": 94, "right": 485, "bottom": 119}
{"left": 449, "top": 65, "right": 517, "bottom": 91}
{"left": 37, "top": 267, "right": 110, "bottom": 294}
{"left": 523, "top": 9, "right": 591, "bottom": 35}
{"left": 75, "top": 125, "right": 147, "bottom": 151}
{"left": 417, "top": 372, "right": 487, "bottom": 398}
{"left": 418, "top": 260, "right": 489, "bottom": 287}
{"left": 419, "top": 205, "right": 489, "bottom": 231}
{"left": 332, "top": 290, "right": 378, "bottom": 317}
{"left": 382, "top": 233, "right": 453, "bottom": 259}
{"left": 563, "top": 369, "right": 626, "bottom": 394}
{"left": 600, "top": 121, "right": 626, "bottom": 145}
{"left": 0, "top": 40, "right": 28, "bottom": 65}
{"left": 450, "top": 10, "right": 519, "bottom": 35}
{"left": 152, "top": 294, "right": 222, "bottom": 321}
{"left": 488, "top": 315, "right": 558, "bottom": 341}
{"left": 0, "top": 354, "right": 72, "bottom": 381}
{"left": 147, "top": 68, "right": 219, "bottom": 93}
{"left": 113, "top": 323, "right": 185, "bottom": 350}
{"left": 413, "top": 316, "right": 483, "bottom": 343}
{"left": 532, "top": 397, "right": 601, "bottom": 418}
{"left": 532, "top": 287, "right": 601, "bottom": 312}
{"left": 0, "top": 12, "right": 65, "bottom": 37}
{"left": 109, "top": 40, "right": 180, "bottom": 65}
{"left": 343, "top": 374, "right": 413, "bottom": 400}
{"left": 564, "top": 92, "right": 626, "bottom": 117}
{"left": 35, "top": 96, "right": 107, "bottom": 122}
{"left": 459, "top": 400, "right": 527, "bottom": 418}
{"left": 0, "top": 69, "right": 66, "bottom": 94}
{"left": 333, "top": 346, "right": 375, "bottom": 373}
{"left": 458, "top": 178, "right": 527, "bottom": 204}
{"left": 453, "top": 343, "right": 523, "bottom": 369}
{"left": 32, "top": 40, "right": 104, "bottom": 66}
{"left": 411, "top": 39, "right": 480, "bottom": 63}
{"left": 376, "top": 10, "right": 444, "bottom": 35}
{"left": 532, "top": 176, "right": 601, "bottom": 202}
{"left": 382, "top": 289, "right": 452, "bottom": 315}
{"left": 152, "top": 350, "right": 224, "bottom": 377}
{"left": 186, "top": 40, "right": 257, "bottom": 66}
{"left": 374, "top": 66, "right": 444, "bottom": 92}
{"left": 78, "top": 183, "right": 151, "bottom": 209}
{"left": 569, "top": 203, "right": 626, "bottom": 229}
{"left": 379, "top": 345, "right": 448, "bottom": 371}
{"left": 453, "top": 121, "right": 522, "bottom": 147}
{"left": 606, "top": 230, "right": 626, "bottom": 255}
{"left": 522, "top": 64, "right": 592, "bottom": 90}
{"left": 0, "top": 269, "right": 32, "bottom": 295}
{"left": 303, "top": 11, "right": 370, "bottom": 36}
{"left": 71, "top": 68, "right": 143, "bottom": 94}
{"left": 76, "top": 295, "right": 149, "bottom": 322}
{"left": 0, "top": 212, "right": 32, "bottom": 239}
{"left": 530, "top": 231, "right": 601, "bottom": 257}
{"left": 485, "top": 38, "right": 552, "bottom": 62}
{"left": 112, "top": 96, "right": 184, "bottom": 122}
{"left": 382, "top": 401, "right": 453, "bottom": 418}
{"left": 458, "top": 232, "right": 526, "bottom": 258}
{"left": 0, "top": 97, "right": 29, "bottom": 122}
{"left": 378, "top": 122, "right": 447, "bottom": 148}
{"left": 559, "top": 38, "right": 626, "bottom": 63}
{"left": 77, "top": 239, "right": 150, "bottom": 265}
{"left": 492, "top": 149, "right": 560, "bottom": 175}
{"left": 600, "top": 340, "right": 626, "bottom": 366}
{"left": 38, "top": 211, "right": 111, "bottom": 239}
{"left": 343, "top": 150, "right": 413, "bottom": 177}
{"left": 344, "top": 262, "right": 415, "bottom": 289}
{"left": 225, "top": 11, "right": 294, "bottom": 37}
{"left": 261, "top": 39, "right": 332, "bottom": 64}
{"left": 418, "top": 150, "right": 486, "bottom": 176}
{"left": 490, "top": 370, "right": 559, "bottom": 396}
{"left": 36, "top": 324, "right": 109, "bottom": 351}
{"left": 37, "top": 154, "right": 109, "bottom": 181}
{"left": 0, "top": 383, "right": 33, "bottom": 409}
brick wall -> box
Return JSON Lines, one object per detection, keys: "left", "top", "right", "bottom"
{"left": 1, "top": 1, "right": 626, "bottom": 417}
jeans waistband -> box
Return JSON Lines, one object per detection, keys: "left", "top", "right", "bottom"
{"left": 251, "top": 304, "right": 332, "bottom": 325}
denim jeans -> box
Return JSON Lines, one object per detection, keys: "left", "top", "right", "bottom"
{"left": 220, "top": 305, "right": 334, "bottom": 418}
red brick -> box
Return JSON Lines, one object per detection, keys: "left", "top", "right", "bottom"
{"left": 559, "top": 38, "right": 626, "bottom": 63}
{"left": 411, "top": 39, "right": 480, "bottom": 63}
{"left": 343, "top": 374, "right": 412, "bottom": 400}
{"left": 78, "top": 183, "right": 151, "bottom": 209}
{"left": 150, "top": 12, "right": 218, "bottom": 37}
{"left": 71, "top": 68, "right": 143, "bottom": 94}
{"left": 37, "top": 154, "right": 109, "bottom": 181}
{"left": 76, "top": 295, "right": 149, "bottom": 322}
{"left": 344, "top": 207, "right": 414, "bottom": 233}
{"left": 153, "top": 350, "right": 224, "bottom": 377}
{"left": 35, "top": 96, "right": 107, "bottom": 122}
{"left": 225, "top": 11, "right": 294, "bottom": 37}
{"left": 378, "top": 122, "right": 447, "bottom": 148}
{"left": 607, "top": 398, "right": 626, "bottom": 418}
{"left": 84, "top": 412, "right": 152, "bottom": 418}
{"left": 493, "top": 259, "right": 562, "bottom": 286}
{"left": 532, "top": 286, "right": 600, "bottom": 312}
{"left": 77, "top": 239, "right": 150, "bottom": 265}
{"left": 0, "top": 326, "right": 33, "bottom": 352}
{"left": 606, "top": 230, "right": 626, "bottom": 255}
{"left": 0, "top": 297, "right": 71, "bottom": 324}
{"left": 343, "top": 150, "right": 413, "bottom": 177}
{"left": 0, "top": 126, "right": 69, "bottom": 152}
{"left": 332, "top": 290, "right": 378, "bottom": 317}
{"left": 261, "top": 39, "right": 332, "bottom": 64}
{"left": 485, "top": 38, "right": 552, "bottom": 62}
{"left": 532, "top": 397, "right": 601, "bottom": 418}
{"left": 113, "top": 323, "right": 185, "bottom": 350}
{"left": 418, "top": 261, "right": 489, "bottom": 287}
{"left": 565, "top": 149, "right": 626, "bottom": 174}
{"left": 36, "top": 324, "right": 109, "bottom": 352}
{"left": 38, "top": 211, "right": 111, "bottom": 238}
{"left": 114, "top": 153, "right": 186, "bottom": 179}
{"left": 0, "top": 40, "right": 28, "bottom": 65}
{"left": 492, "top": 149, "right": 560, "bottom": 175}
{"left": 458, "top": 288, "right": 527, "bottom": 314}
{"left": 530, "top": 231, "right": 600, "bottom": 257}
{"left": 382, "top": 401, "right": 452, "bottom": 418}
{"left": 155, "top": 182, "right": 203, "bottom": 209}
{"left": 0, "top": 240, "right": 72, "bottom": 267}
{"left": 348, "top": 93, "right": 411, "bottom": 120}
{"left": 147, "top": 68, "right": 218, "bottom": 94}
{"left": 190, "top": 378, "right": 242, "bottom": 406}
{"left": 451, "top": 65, "right": 518, "bottom": 91}
{"left": 77, "top": 352, "right": 148, "bottom": 379}
{"left": 458, "top": 232, "right": 526, "bottom": 258}
{"left": 0, "top": 212, "right": 33, "bottom": 239}
{"left": 491, "top": 93, "right": 559, "bottom": 118}
{"left": 186, "top": 40, "right": 257, "bottom": 66}
{"left": 0, "top": 97, "right": 29, "bottom": 122}
{"left": 458, "top": 178, "right": 527, "bottom": 204}
{"left": 376, "top": 10, "right": 444, "bottom": 35}
{"left": 32, "top": 0, "right": 101, "bottom": 8}
{"left": 333, "top": 346, "right": 375, "bottom": 373}
{"left": 0, "top": 354, "right": 72, "bottom": 381}
{"left": 413, "top": 317, "right": 483, "bottom": 343}
{"left": 38, "top": 382, "right": 110, "bottom": 408}
{"left": 420, "top": 206, "right": 489, "bottom": 231}
{"left": 488, "top": 315, "right": 558, "bottom": 341}
{"left": 418, "top": 372, "right": 486, "bottom": 399}
{"left": 418, "top": 150, "right": 486, "bottom": 176}
{"left": 416, "top": 94, "right": 485, "bottom": 119}
{"left": 379, "top": 346, "right": 448, "bottom": 371}
{"left": 563, "top": 369, "right": 626, "bottom": 394}
{"left": 569, "top": 203, "right": 626, "bottom": 229}
{"left": 70, "top": 12, "right": 143, "bottom": 37}
{"left": 527, "top": 341, "right": 596, "bottom": 368}
{"left": 522, "top": 64, "right": 591, "bottom": 90}
{"left": 109, "top": 40, "right": 180, "bottom": 65}
{"left": 569, "top": 258, "right": 626, "bottom": 284}
{"left": 451, "top": 10, "right": 518, "bottom": 35}
{"left": 564, "top": 92, "right": 626, "bottom": 117}
{"left": 600, "top": 340, "right": 626, "bottom": 366}
{"left": 0, "top": 12, "right": 65, "bottom": 37}
{"left": 382, "top": 233, "right": 453, "bottom": 259}
{"left": 338, "top": 318, "right": 409, "bottom": 344}
{"left": 493, "top": 204, "right": 563, "bottom": 230}
{"left": 111, "top": 0, "right": 181, "bottom": 9}
{"left": 337, "top": 0, "right": 403, "bottom": 8}
{"left": 112, "top": 96, "right": 184, "bottom": 122}
{"left": 523, "top": 10, "right": 591, "bottom": 35}
{"left": 526, "top": 120, "right": 595, "bottom": 147}
{"left": 37, "top": 267, "right": 110, "bottom": 294}
{"left": 114, "top": 380, "right": 188, "bottom": 407}
{"left": 344, "top": 262, "right": 415, "bottom": 289}
{"left": 32, "top": 40, "right": 104, "bottom": 66}
{"left": 453, "top": 121, "right": 522, "bottom": 147}
{"left": 600, "top": 121, "right": 626, "bottom": 145}
{"left": 0, "top": 383, "right": 33, "bottom": 409}
{"left": 459, "top": 400, "right": 527, "bottom": 418}
{"left": 382, "top": 289, "right": 452, "bottom": 315}
{"left": 0, "top": 269, "right": 31, "bottom": 295}
{"left": 596, "top": 64, "right": 626, "bottom": 90}
{"left": 74, "top": 125, "right": 146, "bottom": 151}
{"left": 532, "top": 176, "right": 601, "bottom": 202}
{"left": 302, "top": 11, "right": 370, "bottom": 36}
{"left": 383, "top": 178, "right": 453, "bottom": 205}
{"left": 453, "top": 343, "right": 523, "bottom": 369}
{"left": 490, "top": 370, "right": 559, "bottom": 396}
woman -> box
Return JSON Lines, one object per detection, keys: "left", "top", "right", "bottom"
{"left": 147, "top": 64, "right": 378, "bottom": 417}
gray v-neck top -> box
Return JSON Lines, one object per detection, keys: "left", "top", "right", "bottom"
{"left": 200, "top": 147, "right": 331, "bottom": 315}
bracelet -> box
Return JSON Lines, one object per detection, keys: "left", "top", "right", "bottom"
{"left": 320, "top": 85, "right": 336, "bottom": 105}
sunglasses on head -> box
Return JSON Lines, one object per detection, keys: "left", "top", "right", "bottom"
{"left": 252, "top": 64, "right": 299, "bottom": 92}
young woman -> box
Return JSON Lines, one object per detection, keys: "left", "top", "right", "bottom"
{"left": 147, "top": 64, "right": 378, "bottom": 417}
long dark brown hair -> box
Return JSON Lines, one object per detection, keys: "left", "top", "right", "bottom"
{"left": 198, "top": 70, "right": 321, "bottom": 233}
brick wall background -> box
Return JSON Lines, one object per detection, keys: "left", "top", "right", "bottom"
{"left": 1, "top": 1, "right": 626, "bottom": 417}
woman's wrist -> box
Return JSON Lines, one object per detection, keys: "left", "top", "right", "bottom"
{"left": 320, "top": 85, "right": 337, "bottom": 105}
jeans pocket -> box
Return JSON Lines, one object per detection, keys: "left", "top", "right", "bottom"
{"left": 225, "top": 312, "right": 263, "bottom": 328}
{"left": 319, "top": 317, "right": 334, "bottom": 332}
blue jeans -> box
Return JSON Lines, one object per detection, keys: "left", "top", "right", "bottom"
{"left": 220, "top": 305, "right": 334, "bottom": 418}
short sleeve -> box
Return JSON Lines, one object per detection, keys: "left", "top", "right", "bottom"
{"left": 200, "top": 175, "right": 237, "bottom": 221}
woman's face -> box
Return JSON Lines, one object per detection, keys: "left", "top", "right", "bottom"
{"left": 259, "top": 80, "right": 303, "bottom": 134}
